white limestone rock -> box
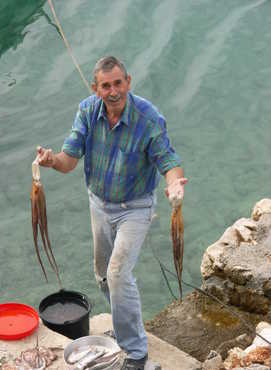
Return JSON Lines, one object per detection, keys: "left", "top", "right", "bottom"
{"left": 252, "top": 199, "right": 271, "bottom": 221}
{"left": 245, "top": 322, "right": 271, "bottom": 353}
{"left": 201, "top": 199, "right": 271, "bottom": 313}
{"left": 223, "top": 322, "right": 271, "bottom": 369}
{"left": 233, "top": 366, "right": 270, "bottom": 370}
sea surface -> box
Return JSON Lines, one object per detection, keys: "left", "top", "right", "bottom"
{"left": 0, "top": 0, "right": 270, "bottom": 320}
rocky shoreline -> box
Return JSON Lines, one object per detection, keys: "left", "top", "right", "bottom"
{"left": 146, "top": 198, "right": 271, "bottom": 369}
{"left": 1, "top": 199, "right": 270, "bottom": 369}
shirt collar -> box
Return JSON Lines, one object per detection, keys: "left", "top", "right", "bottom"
{"left": 97, "top": 93, "right": 131, "bottom": 126}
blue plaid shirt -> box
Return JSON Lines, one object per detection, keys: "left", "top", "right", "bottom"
{"left": 62, "top": 92, "right": 181, "bottom": 202}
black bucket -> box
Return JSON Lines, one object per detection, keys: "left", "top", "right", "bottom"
{"left": 39, "top": 289, "right": 92, "bottom": 340}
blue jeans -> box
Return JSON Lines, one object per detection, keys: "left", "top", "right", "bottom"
{"left": 88, "top": 190, "right": 156, "bottom": 359}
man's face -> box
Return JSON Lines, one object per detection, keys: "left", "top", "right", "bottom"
{"left": 92, "top": 66, "right": 131, "bottom": 114}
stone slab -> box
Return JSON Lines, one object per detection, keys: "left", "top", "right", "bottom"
{"left": 0, "top": 314, "right": 202, "bottom": 370}
{"left": 0, "top": 318, "right": 71, "bottom": 369}
{"left": 90, "top": 313, "right": 202, "bottom": 370}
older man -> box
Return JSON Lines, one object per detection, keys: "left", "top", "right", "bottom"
{"left": 38, "top": 56, "right": 187, "bottom": 370}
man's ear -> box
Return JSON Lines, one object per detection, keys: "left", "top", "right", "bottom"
{"left": 91, "top": 82, "right": 98, "bottom": 95}
{"left": 127, "top": 75, "right": 131, "bottom": 90}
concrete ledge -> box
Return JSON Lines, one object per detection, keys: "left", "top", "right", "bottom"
{"left": 91, "top": 313, "right": 202, "bottom": 370}
{"left": 0, "top": 313, "right": 202, "bottom": 370}
{"left": 0, "top": 319, "right": 71, "bottom": 369}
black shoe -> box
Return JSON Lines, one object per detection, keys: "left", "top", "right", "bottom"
{"left": 103, "top": 329, "right": 116, "bottom": 339}
{"left": 121, "top": 355, "right": 148, "bottom": 370}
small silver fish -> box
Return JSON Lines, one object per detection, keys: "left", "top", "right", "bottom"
{"left": 74, "top": 349, "right": 106, "bottom": 370}
{"left": 86, "top": 355, "right": 120, "bottom": 370}
{"left": 67, "top": 345, "right": 95, "bottom": 364}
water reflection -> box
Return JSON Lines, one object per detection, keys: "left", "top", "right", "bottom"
{"left": 0, "top": 0, "right": 47, "bottom": 58}
{"left": 0, "top": 0, "right": 270, "bottom": 321}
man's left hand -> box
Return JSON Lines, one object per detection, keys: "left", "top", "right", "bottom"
{"left": 165, "top": 177, "right": 188, "bottom": 208}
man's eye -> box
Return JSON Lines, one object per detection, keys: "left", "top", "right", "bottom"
{"left": 102, "top": 84, "right": 110, "bottom": 89}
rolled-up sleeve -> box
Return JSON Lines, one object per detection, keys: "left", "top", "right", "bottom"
{"left": 147, "top": 117, "right": 181, "bottom": 175}
{"left": 62, "top": 104, "right": 88, "bottom": 158}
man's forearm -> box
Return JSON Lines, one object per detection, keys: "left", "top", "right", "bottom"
{"left": 165, "top": 167, "right": 185, "bottom": 186}
{"left": 52, "top": 151, "right": 78, "bottom": 173}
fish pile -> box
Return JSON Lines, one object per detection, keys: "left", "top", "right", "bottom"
{"left": 66, "top": 344, "right": 120, "bottom": 370}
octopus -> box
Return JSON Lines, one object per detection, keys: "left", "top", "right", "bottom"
{"left": 1, "top": 345, "right": 60, "bottom": 370}
{"left": 15, "top": 346, "right": 55, "bottom": 369}
{"left": 30, "top": 156, "right": 61, "bottom": 286}
{"left": 171, "top": 201, "right": 184, "bottom": 299}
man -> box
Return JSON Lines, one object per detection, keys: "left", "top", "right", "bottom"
{"left": 38, "top": 56, "right": 187, "bottom": 370}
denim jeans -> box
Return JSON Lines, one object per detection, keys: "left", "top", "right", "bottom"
{"left": 88, "top": 190, "right": 156, "bottom": 359}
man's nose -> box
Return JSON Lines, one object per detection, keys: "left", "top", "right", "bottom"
{"left": 109, "top": 85, "right": 118, "bottom": 95}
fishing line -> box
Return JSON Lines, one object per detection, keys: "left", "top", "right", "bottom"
{"left": 155, "top": 254, "right": 178, "bottom": 301}
{"left": 149, "top": 243, "right": 271, "bottom": 346}
{"left": 47, "top": 0, "right": 91, "bottom": 94}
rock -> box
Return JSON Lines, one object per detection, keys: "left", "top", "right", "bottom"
{"left": 243, "top": 346, "right": 271, "bottom": 367}
{"left": 223, "top": 322, "right": 271, "bottom": 369}
{"left": 146, "top": 199, "right": 271, "bottom": 366}
{"left": 223, "top": 347, "right": 245, "bottom": 369}
{"left": 244, "top": 322, "right": 271, "bottom": 353}
{"left": 201, "top": 199, "right": 271, "bottom": 314}
{"left": 252, "top": 199, "right": 271, "bottom": 221}
{"left": 201, "top": 242, "right": 226, "bottom": 279}
{"left": 202, "top": 350, "right": 223, "bottom": 370}
{"left": 234, "top": 365, "right": 270, "bottom": 370}
{"left": 215, "top": 334, "right": 253, "bottom": 360}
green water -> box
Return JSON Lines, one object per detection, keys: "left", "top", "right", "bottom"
{"left": 0, "top": 0, "right": 270, "bottom": 320}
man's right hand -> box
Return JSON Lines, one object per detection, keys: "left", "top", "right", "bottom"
{"left": 36, "top": 146, "right": 55, "bottom": 168}
{"left": 36, "top": 146, "right": 79, "bottom": 173}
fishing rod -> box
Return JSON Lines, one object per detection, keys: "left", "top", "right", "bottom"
{"left": 47, "top": 0, "right": 91, "bottom": 94}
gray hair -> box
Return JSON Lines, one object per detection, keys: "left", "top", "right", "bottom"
{"left": 92, "top": 56, "right": 128, "bottom": 84}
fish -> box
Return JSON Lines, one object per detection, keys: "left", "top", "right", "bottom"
{"left": 66, "top": 344, "right": 121, "bottom": 370}
{"left": 73, "top": 348, "right": 106, "bottom": 370}
{"left": 87, "top": 352, "right": 121, "bottom": 370}
{"left": 67, "top": 346, "right": 105, "bottom": 366}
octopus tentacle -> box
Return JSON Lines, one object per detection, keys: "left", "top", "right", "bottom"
{"left": 31, "top": 196, "right": 48, "bottom": 282}
{"left": 36, "top": 188, "right": 56, "bottom": 273}
{"left": 42, "top": 193, "right": 61, "bottom": 277}
{"left": 171, "top": 204, "right": 184, "bottom": 299}
{"left": 31, "top": 176, "right": 61, "bottom": 287}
